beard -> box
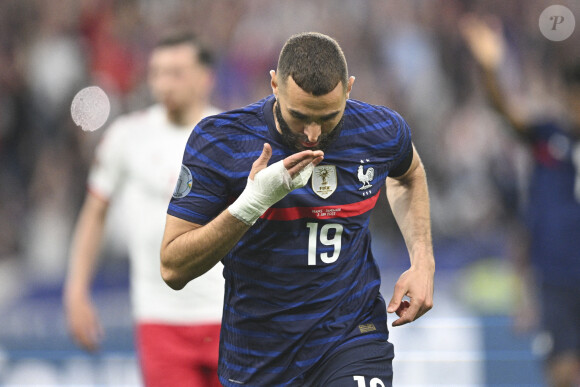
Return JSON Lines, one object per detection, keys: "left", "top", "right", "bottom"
{"left": 275, "top": 102, "right": 343, "bottom": 152}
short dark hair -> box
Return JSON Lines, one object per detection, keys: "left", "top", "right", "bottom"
{"left": 154, "top": 31, "right": 214, "bottom": 68}
{"left": 277, "top": 32, "right": 348, "bottom": 96}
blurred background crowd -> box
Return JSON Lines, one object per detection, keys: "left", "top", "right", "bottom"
{"left": 0, "top": 0, "right": 578, "bottom": 385}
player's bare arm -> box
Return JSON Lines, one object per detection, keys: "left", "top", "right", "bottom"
{"left": 161, "top": 143, "right": 324, "bottom": 290}
{"left": 161, "top": 211, "right": 248, "bottom": 290}
{"left": 63, "top": 192, "right": 109, "bottom": 351}
{"left": 459, "top": 14, "right": 528, "bottom": 135}
{"left": 385, "top": 145, "right": 435, "bottom": 327}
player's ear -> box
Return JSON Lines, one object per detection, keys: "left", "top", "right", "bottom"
{"left": 270, "top": 70, "right": 279, "bottom": 99}
{"left": 346, "top": 76, "right": 355, "bottom": 99}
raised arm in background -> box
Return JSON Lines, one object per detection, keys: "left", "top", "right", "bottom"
{"left": 460, "top": 14, "right": 529, "bottom": 135}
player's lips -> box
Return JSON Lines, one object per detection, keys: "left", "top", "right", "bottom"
{"left": 301, "top": 141, "right": 319, "bottom": 148}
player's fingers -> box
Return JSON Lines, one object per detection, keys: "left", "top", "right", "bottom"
{"left": 71, "top": 321, "right": 96, "bottom": 351}
{"left": 286, "top": 157, "right": 314, "bottom": 178}
{"left": 250, "top": 143, "right": 273, "bottom": 179}
{"left": 83, "top": 319, "right": 103, "bottom": 352}
{"left": 312, "top": 155, "right": 324, "bottom": 167}
{"left": 414, "top": 300, "right": 433, "bottom": 321}
{"left": 284, "top": 150, "right": 324, "bottom": 169}
{"left": 284, "top": 151, "right": 324, "bottom": 177}
{"left": 71, "top": 309, "right": 103, "bottom": 352}
{"left": 92, "top": 318, "right": 104, "bottom": 350}
{"left": 79, "top": 332, "right": 98, "bottom": 352}
{"left": 255, "top": 143, "right": 272, "bottom": 167}
{"left": 387, "top": 282, "right": 406, "bottom": 313}
{"left": 392, "top": 298, "right": 421, "bottom": 327}
{"left": 395, "top": 300, "right": 411, "bottom": 317}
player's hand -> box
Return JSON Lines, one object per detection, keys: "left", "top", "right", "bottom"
{"left": 512, "top": 274, "right": 539, "bottom": 333}
{"left": 459, "top": 14, "right": 505, "bottom": 71}
{"left": 64, "top": 293, "right": 104, "bottom": 351}
{"left": 387, "top": 263, "right": 434, "bottom": 327}
{"left": 230, "top": 143, "right": 324, "bottom": 225}
{"left": 249, "top": 143, "right": 324, "bottom": 180}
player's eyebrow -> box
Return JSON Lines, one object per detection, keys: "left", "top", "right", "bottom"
{"left": 288, "top": 108, "right": 340, "bottom": 122}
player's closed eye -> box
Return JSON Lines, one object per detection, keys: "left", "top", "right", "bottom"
{"left": 289, "top": 110, "right": 339, "bottom": 123}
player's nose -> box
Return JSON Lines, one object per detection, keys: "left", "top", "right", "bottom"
{"left": 304, "top": 123, "right": 321, "bottom": 143}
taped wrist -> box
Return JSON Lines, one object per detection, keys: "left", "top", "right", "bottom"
{"left": 228, "top": 160, "right": 314, "bottom": 225}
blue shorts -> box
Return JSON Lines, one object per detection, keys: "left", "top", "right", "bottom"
{"left": 303, "top": 338, "right": 395, "bottom": 387}
{"left": 540, "top": 282, "right": 580, "bottom": 360}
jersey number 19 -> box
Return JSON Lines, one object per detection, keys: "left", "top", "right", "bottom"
{"left": 306, "top": 222, "right": 343, "bottom": 266}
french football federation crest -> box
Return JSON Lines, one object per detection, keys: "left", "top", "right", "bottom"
{"left": 312, "top": 165, "right": 337, "bottom": 199}
{"left": 357, "top": 164, "right": 374, "bottom": 190}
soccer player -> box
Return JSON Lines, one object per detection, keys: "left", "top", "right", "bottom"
{"left": 161, "top": 32, "right": 435, "bottom": 386}
{"left": 63, "top": 32, "right": 224, "bottom": 387}
{"left": 461, "top": 15, "right": 580, "bottom": 387}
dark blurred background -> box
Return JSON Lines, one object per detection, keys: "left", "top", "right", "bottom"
{"left": 0, "top": 0, "right": 578, "bottom": 385}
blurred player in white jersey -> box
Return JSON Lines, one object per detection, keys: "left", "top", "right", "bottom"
{"left": 63, "top": 32, "right": 224, "bottom": 387}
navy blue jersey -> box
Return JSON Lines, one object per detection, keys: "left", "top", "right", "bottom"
{"left": 525, "top": 121, "right": 580, "bottom": 288}
{"left": 168, "top": 95, "right": 412, "bottom": 386}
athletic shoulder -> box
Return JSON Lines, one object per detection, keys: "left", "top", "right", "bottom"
{"left": 346, "top": 99, "right": 409, "bottom": 124}
{"left": 194, "top": 97, "right": 270, "bottom": 139}
{"left": 101, "top": 104, "right": 161, "bottom": 140}
{"left": 181, "top": 98, "right": 271, "bottom": 174}
{"left": 343, "top": 99, "right": 412, "bottom": 171}
{"left": 345, "top": 99, "right": 411, "bottom": 136}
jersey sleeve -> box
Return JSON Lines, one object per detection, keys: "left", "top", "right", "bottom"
{"left": 386, "top": 110, "right": 413, "bottom": 176}
{"left": 167, "top": 125, "right": 234, "bottom": 225}
{"left": 87, "top": 118, "right": 129, "bottom": 201}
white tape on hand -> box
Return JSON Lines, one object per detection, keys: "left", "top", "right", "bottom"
{"left": 291, "top": 162, "right": 314, "bottom": 189}
{"left": 228, "top": 160, "right": 314, "bottom": 225}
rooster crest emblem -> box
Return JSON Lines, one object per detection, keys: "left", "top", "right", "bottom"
{"left": 357, "top": 164, "right": 374, "bottom": 190}
{"left": 312, "top": 165, "right": 337, "bottom": 199}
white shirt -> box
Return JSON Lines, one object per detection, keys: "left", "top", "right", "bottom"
{"left": 89, "top": 104, "right": 224, "bottom": 324}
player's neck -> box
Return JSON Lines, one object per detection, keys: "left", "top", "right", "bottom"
{"left": 167, "top": 101, "right": 207, "bottom": 128}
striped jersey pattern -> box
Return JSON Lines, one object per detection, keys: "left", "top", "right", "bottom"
{"left": 526, "top": 121, "right": 580, "bottom": 287}
{"left": 168, "top": 95, "right": 412, "bottom": 386}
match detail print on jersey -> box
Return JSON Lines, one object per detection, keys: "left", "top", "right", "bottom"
{"left": 260, "top": 190, "right": 381, "bottom": 221}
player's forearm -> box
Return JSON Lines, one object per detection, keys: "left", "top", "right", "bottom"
{"left": 64, "top": 194, "right": 108, "bottom": 301}
{"left": 387, "top": 161, "right": 434, "bottom": 270}
{"left": 161, "top": 210, "right": 250, "bottom": 290}
{"left": 479, "top": 67, "right": 528, "bottom": 136}
{"left": 162, "top": 146, "right": 323, "bottom": 289}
